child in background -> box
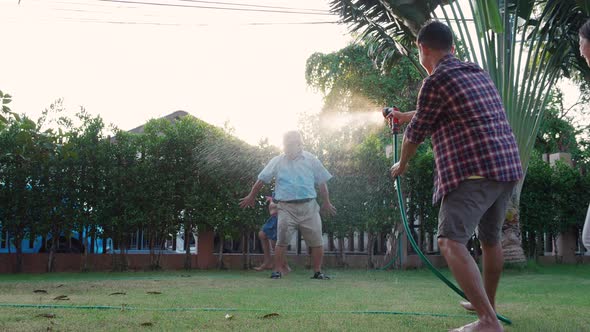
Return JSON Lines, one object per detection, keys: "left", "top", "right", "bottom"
{"left": 254, "top": 196, "right": 289, "bottom": 272}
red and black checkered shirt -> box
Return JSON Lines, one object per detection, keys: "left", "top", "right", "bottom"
{"left": 405, "top": 54, "right": 523, "bottom": 204}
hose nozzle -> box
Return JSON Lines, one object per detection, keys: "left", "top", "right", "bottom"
{"left": 382, "top": 107, "right": 396, "bottom": 118}
{"left": 382, "top": 106, "right": 400, "bottom": 133}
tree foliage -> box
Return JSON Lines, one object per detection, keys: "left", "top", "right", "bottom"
{"left": 0, "top": 101, "right": 271, "bottom": 272}
{"left": 305, "top": 44, "right": 423, "bottom": 113}
{"left": 536, "top": 90, "right": 590, "bottom": 172}
{"left": 520, "top": 152, "right": 590, "bottom": 257}
{"left": 0, "top": 90, "right": 17, "bottom": 129}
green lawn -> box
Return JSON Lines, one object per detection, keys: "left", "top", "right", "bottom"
{"left": 0, "top": 264, "right": 588, "bottom": 331}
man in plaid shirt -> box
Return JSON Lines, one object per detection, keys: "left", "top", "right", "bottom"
{"left": 390, "top": 21, "right": 522, "bottom": 332}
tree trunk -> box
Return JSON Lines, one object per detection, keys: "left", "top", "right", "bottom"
{"left": 82, "top": 227, "right": 90, "bottom": 272}
{"left": 348, "top": 232, "right": 355, "bottom": 252}
{"left": 418, "top": 213, "right": 425, "bottom": 251}
{"left": 15, "top": 234, "right": 23, "bottom": 273}
{"left": 241, "top": 231, "right": 249, "bottom": 270}
{"left": 217, "top": 233, "right": 225, "bottom": 269}
{"left": 337, "top": 236, "right": 346, "bottom": 267}
{"left": 149, "top": 227, "right": 163, "bottom": 271}
{"left": 535, "top": 232, "right": 544, "bottom": 260}
{"left": 552, "top": 235, "right": 560, "bottom": 263}
{"left": 110, "top": 240, "right": 116, "bottom": 270}
{"left": 154, "top": 237, "right": 164, "bottom": 269}
{"left": 366, "top": 233, "right": 375, "bottom": 269}
{"left": 149, "top": 230, "right": 166, "bottom": 270}
{"left": 501, "top": 186, "right": 527, "bottom": 265}
{"left": 119, "top": 241, "right": 128, "bottom": 271}
{"left": 90, "top": 230, "right": 95, "bottom": 254}
{"left": 526, "top": 231, "right": 536, "bottom": 259}
{"left": 7, "top": 232, "right": 11, "bottom": 255}
{"left": 112, "top": 236, "right": 128, "bottom": 271}
{"left": 184, "top": 223, "right": 192, "bottom": 270}
{"left": 359, "top": 231, "right": 365, "bottom": 252}
{"left": 82, "top": 236, "right": 89, "bottom": 271}
{"left": 328, "top": 233, "right": 335, "bottom": 252}
{"left": 383, "top": 233, "right": 399, "bottom": 269}
{"left": 248, "top": 232, "right": 253, "bottom": 267}
{"left": 47, "top": 227, "right": 59, "bottom": 272}
{"left": 382, "top": 223, "right": 403, "bottom": 269}
{"left": 39, "top": 235, "right": 45, "bottom": 252}
{"left": 149, "top": 231, "right": 157, "bottom": 270}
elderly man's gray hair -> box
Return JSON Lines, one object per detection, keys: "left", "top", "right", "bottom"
{"left": 283, "top": 131, "right": 303, "bottom": 144}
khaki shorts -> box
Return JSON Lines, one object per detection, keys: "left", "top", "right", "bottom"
{"left": 276, "top": 200, "right": 323, "bottom": 248}
{"left": 438, "top": 179, "right": 517, "bottom": 245}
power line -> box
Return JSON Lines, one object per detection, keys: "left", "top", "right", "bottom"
{"left": 52, "top": 7, "right": 111, "bottom": 14}
{"left": 57, "top": 16, "right": 206, "bottom": 26}
{"left": 244, "top": 21, "right": 337, "bottom": 26}
{"left": 51, "top": 0, "right": 138, "bottom": 8}
{"left": 176, "top": 0, "right": 329, "bottom": 13}
{"left": 23, "top": 15, "right": 339, "bottom": 27}
{"left": 96, "top": 0, "right": 335, "bottom": 15}
{"left": 6, "top": 0, "right": 340, "bottom": 26}
{"left": 49, "top": 0, "right": 329, "bottom": 12}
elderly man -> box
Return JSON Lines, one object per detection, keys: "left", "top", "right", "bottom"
{"left": 240, "top": 131, "right": 336, "bottom": 279}
{"left": 389, "top": 21, "right": 522, "bottom": 332}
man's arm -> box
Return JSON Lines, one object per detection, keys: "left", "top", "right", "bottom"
{"left": 239, "top": 179, "right": 264, "bottom": 208}
{"left": 240, "top": 156, "right": 279, "bottom": 208}
{"left": 318, "top": 182, "right": 336, "bottom": 216}
{"left": 390, "top": 136, "right": 420, "bottom": 179}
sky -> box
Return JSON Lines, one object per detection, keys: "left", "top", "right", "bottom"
{"left": 1, "top": 0, "right": 586, "bottom": 147}
{"left": 0, "top": 0, "right": 351, "bottom": 146}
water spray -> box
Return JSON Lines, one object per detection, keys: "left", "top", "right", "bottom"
{"left": 382, "top": 106, "right": 512, "bottom": 325}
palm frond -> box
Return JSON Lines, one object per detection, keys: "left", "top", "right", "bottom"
{"left": 333, "top": 0, "right": 590, "bottom": 175}
{"left": 330, "top": 0, "right": 449, "bottom": 74}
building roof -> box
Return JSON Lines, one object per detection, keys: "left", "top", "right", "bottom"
{"left": 127, "top": 110, "right": 189, "bottom": 134}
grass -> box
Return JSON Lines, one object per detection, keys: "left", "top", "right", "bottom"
{"left": 0, "top": 264, "right": 589, "bottom": 331}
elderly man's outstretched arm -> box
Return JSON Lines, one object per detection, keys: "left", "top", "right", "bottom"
{"left": 239, "top": 180, "right": 264, "bottom": 208}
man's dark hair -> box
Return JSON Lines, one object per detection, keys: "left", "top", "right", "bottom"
{"left": 580, "top": 19, "right": 590, "bottom": 40}
{"left": 417, "top": 20, "right": 454, "bottom": 51}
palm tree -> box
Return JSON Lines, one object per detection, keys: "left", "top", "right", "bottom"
{"left": 331, "top": 0, "right": 590, "bottom": 263}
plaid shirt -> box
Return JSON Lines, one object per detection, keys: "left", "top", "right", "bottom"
{"left": 405, "top": 54, "right": 523, "bottom": 204}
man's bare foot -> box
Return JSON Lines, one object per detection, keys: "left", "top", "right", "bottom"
{"left": 254, "top": 263, "right": 272, "bottom": 271}
{"left": 460, "top": 301, "right": 476, "bottom": 312}
{"left": 449, "top": 320, "right": 503, "bottom": 332}
{"left": 460, "top": 301, "right": 496, "bottom": 313}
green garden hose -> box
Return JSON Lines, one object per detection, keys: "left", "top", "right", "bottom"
{"left": 390, "top": 124, "right": 512, "bottom": 325}
{"left": 0, "top": 302, "right": 475, "bottom": 319}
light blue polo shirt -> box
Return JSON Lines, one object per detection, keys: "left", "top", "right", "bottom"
{"left": 258, "top": 151, "right": 332, "bottom": 201}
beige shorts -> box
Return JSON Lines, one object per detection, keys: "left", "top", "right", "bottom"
{"left": 276, "top": 200, "right": 323, "bottom": 248}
